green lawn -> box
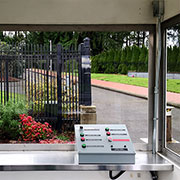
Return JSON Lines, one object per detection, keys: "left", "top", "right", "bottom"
{"left": 0, "top": 92, "right": 25, "bottom": 103}
{"left": 91, "top": 73, "right": 180, "bottom": 94}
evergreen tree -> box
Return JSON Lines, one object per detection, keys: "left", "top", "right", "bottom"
{"left": 91, "top": 55, "right": 99, "bottom": 73}
{"left": 99, "top": 51, "right": 106, "bottom": 73}
{"left": 0, "top": 31, "right": 4, "bottom": 41}
{"left": 114, "top": 49, "right": 122, "bottom": 73}
{"left": 144, "top": 52, "right": 148, "bottom": 72}
{"left": 175, "top": 47, "right": 180, "bottom": 72}
{"left": 139, "top": 45, "right": 148, "bottom": 72}
{"left": 167, "top": 47, "right": 172, "bottom": 72}
{"left": 105, "top": 49, "right": 116, "bottom": 73}
{"left": 118, "top": 48, "right": 127, "bottom": 74}
{"left": 126, "top": 46, "right": 132, "bottom": 70}
{"left": 171, "top": 46, "right": 179, "bottom": 72}
{"left": 131, "top": 45, "right": 140, "bottom": 71}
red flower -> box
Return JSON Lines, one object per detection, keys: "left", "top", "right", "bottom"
{"left": 19, "top": 114, "right": 54, "bottom": 142}
{"left": 20, "top": 114, "right": 26, "bottom": 120}
{"left": 22, "top": 119, "right": 27, "bottom": 123}
{"left": 27, "top": 116, "right": 32, "bottom": 121}
{"left": 35, "top": 133, "right": 40, "bottom": 136}
{"left": 32, "top": 125, "right": 36, "bottom": 129}
{"left": 45, "top": 122, "right": 49, "bottom": 126}
{"left": 27, "top": 123, "right": 32, "bottom": 126}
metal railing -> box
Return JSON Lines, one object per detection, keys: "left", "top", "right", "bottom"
{"left": 0, "top": 38, "right": 91, "bottom": 132}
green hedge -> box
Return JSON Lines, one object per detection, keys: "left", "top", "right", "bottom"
{"left": 91, "top": 45, "right": 148, "bottom": 74}
{"left": 167, "top": 46, "right": 180, "bottom": 72}
{"left": 91, "top": 45, "right": 180, "bottom": 74}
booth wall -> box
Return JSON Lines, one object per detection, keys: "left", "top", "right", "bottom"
{"left": 164, "top": 0, "right": 180, "bottom": 21}
{"left": 0, "top": 169, "right": 179, "bottom": 180}
{"left": 0, "top": 171, "right": 153, "bottom": 180}
{"left": 0, "top": 0, "right": 155, "bottom": 25}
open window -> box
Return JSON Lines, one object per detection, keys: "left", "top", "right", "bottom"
{"left": 0, "top": 30, "right": 154, "bottom": 150}
{"left": 166, "top": 23, "right": 180, "bottom": 155}
{"left": 160, "top": 15, "right": 180, "bottom": 163}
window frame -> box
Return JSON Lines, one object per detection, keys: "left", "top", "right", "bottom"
{"left": 0, "top": 25, "right": 156, "bottom": 151}
{"left": 159, "top": 14, "right": 180, "bottom": 163}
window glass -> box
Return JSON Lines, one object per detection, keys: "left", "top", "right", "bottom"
{"left": 91, "top": 31, "right": 149, "bottom": 143}
{"left": 0, "top": 31, "right": 149, "bottom": 145}
{"left": 166, "top": 25, "right": 180, "bottom": 155}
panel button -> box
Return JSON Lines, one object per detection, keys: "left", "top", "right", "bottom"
{"left": 80, "top": 133, "right": 84, "bottom": 137}
{"left": 82, "top": 144, "right": 86, "bottom": 148}
{"left": 106, "top": 132, "right": 111, "bottom": 136}
{"left": 105, "top": 127, "right": 109, "bottom": 131}
{"left": 81, "top": 137, "right": 85, "bottom": 141}
{"left": 108, "top": 137, "right": 112, "bottom": 142}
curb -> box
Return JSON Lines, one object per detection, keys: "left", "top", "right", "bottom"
{"left": 92, "top": 84, "right": 148, "bottom": 100}
{"left": 167, "top": 102, "right": 180, "bottom": 108}
{"left": 92, "top": 84, "right": 180, "bottom": 108}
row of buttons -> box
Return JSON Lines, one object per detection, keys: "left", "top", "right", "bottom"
{"left": 106, "top": 128, "right": 112, "bottom": 142}
{"left": 80, "top": 127, "right": 110, "bottom": 148}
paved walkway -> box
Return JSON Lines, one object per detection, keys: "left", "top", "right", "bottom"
{"left": 91, "top": 79, "right": 180, "bottom": 108}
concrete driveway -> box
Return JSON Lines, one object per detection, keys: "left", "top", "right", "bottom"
{"left": 92, "top": 86, "right": 148, "bottom": 143}
{"left": 92, "top": 86, "right": 180, "bottom": 145}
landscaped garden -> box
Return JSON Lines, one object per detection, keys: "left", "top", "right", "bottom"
{"left": 0, "top": 30, "right": 179, "bottom": 145}
{"left": 0, "top": 100, "right": 75, "bottom": 144}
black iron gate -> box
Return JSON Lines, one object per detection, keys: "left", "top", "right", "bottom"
{"left": 0, "top": 38, "right": 91, "bottom": 131}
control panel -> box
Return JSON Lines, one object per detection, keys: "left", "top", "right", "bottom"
{"left": 75, "top": 124, "right": 135, "bottom": 164}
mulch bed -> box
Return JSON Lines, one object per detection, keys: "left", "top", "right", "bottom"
{"left": 0, "top": 132, "right": 75, "bottom": 144}
{"left": 0, "top": 139, "right": 75, "bottom": 144}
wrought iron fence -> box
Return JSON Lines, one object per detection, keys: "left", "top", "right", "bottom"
{"left": 0, "top": 38, "right": 91, "bottom": 132}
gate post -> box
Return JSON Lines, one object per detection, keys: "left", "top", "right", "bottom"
{"left": 80, "top": 37, "right": 92, "bottom": 106}
{"left": 57, "top": 44, "right": 62, "bottom": 132}
{"left": 79, "top": 38, "right": 96, "bottom": 124}
{"left": 5, "top": 60, "right": 9, "bottom": 102}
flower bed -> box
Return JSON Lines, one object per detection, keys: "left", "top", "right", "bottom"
{"left": 19, "top": 114, "right": 75, "bottom": 144}
{"left": 39, "top": 139, "right": 75, "bottom": 144}
{"left": 19, "top": 114, "right": 54, "bottom": 142}
{"left": 0, "top": 101, "right": 74, "bottom": 144}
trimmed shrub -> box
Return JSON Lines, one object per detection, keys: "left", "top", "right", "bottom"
{"left": 19, "top": 114, "right": 54, "bottom": 142}
{"left": 0, "top": 101, "right": 28, "bottom": 140}
{"left": 131, "top": 45, "right": 140, "bottom": 71}
{"left": 91, "top": 45, "right": 180, "bottom": 74}
{"left": 139, "top": 45, "right": 148, "bottom": 72}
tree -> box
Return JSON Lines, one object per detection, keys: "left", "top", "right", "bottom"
{"left": 126, "top": 46, "right": 132, "bottom": 70}
{"left": 0, "top": 42, "right": 24, "bottom": 78}
{"left": 167, "top": 46, "right": 173, "bottom": 72}
{"left": 175, "top": 47, "right": 180, "bottom": 72}
{"left": 139, "top": 45, "right": 148, "bottom": 72}
{"left": 0, "top": 31, "right": 4, "bottom": 41}
{"left": 167, "top": 24, "right": 180, "bottom": 46}
{"left": 118, "top": 48, "right": 127, "bottom": 74}
{"left": 131, "top": 45, "right": 140, "bottom": 71}
{"left": 170, "top": 46, "right": 179, "bottom": 72}
{"left": 114, "top": 49, "right": 122, "bottom": 73}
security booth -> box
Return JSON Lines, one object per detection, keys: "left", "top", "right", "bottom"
{"left": 0, "top": 0, "right": 179, "bottom": 180}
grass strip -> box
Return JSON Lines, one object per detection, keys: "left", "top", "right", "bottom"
{"left": 91, "top": 73, "right": 180, "bottom": 94}
{"left": 0, "top": 91, "right": 26, "bottom": 103}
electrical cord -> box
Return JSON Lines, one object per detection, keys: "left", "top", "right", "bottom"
{"left": 150, "top": 171, "right": 158, "bottom": 180}
{"left": 109, "top": 171, "right": 125, "bottom": 180}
